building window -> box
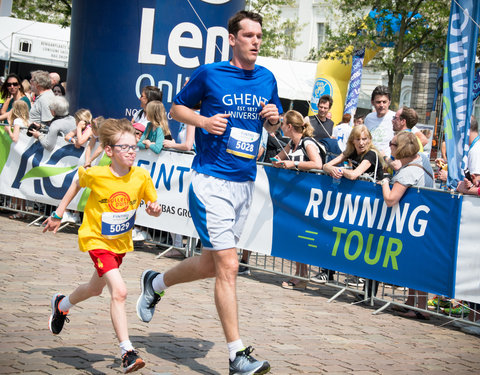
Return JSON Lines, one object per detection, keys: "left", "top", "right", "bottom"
{"left": 317, "top": 23, "right": 326, "bottom": 49}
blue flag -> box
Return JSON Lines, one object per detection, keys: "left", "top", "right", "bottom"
{"left": 344, "top": 49, "right": 365, "bottom": 116}
{"left": 443, "top": 0, "right": 480, "bottom": 189}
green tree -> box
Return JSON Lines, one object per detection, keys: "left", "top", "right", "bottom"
{"left": 246, "top": 0, "right": 304, "bottom": 58}
{"left": 11, "top": 0, "right": 72, "bottom": 28}
{"left": 308, "top": 0, "right": 450, "bottom": 108}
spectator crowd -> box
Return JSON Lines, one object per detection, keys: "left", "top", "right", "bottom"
{"left": 1, "top": 70, "right": 479, "bottom": 334}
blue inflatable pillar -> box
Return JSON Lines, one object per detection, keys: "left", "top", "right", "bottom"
{"left": 67, "top": 0, "right": 245, "bottom": 137}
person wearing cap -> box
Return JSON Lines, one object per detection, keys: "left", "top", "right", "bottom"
{"left": 132, "top": 122, "right": 145, "bottom": 143}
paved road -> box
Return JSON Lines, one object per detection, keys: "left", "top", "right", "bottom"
{"left": 1, "top": 214, "right": 479, "bottom": 374}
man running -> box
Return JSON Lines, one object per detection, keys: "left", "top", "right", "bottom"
{"left": 136, "top": 10, "right": 281, "bottom": 375}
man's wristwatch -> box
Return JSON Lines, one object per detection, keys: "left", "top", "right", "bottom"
{"left": 294, "top": 161, "right": 300, "bottom": 168}
{"left": 268, "top": 119, "right": 280, "bottom": 126}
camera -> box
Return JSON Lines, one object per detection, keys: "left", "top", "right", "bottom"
{"left": 26, "top": 123, "right": 41, "bottom": 137}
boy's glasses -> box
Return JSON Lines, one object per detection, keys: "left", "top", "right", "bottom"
{"left": 110, "top": 144, "right": 139, "bottom": 152}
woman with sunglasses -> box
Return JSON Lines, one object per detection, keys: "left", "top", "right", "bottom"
{"left": 0, "top": 73, "right": 31, "bottom": 124}
{"left": 381, "top": 131, "right": 434, "bottom": 320}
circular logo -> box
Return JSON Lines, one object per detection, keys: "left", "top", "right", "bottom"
{"left": 310, "top": 78, "right": 333, "bottom": 113}
{"left": 200, "top": 0, "right": 231, "bottom": 4}
{"left": 108, "top": 192, "right": 131, "bottom": 212}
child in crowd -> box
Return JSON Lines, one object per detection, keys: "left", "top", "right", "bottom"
{"left": 64, "top": 109, "right": 93, "bottom": 148}
{"left": 6, "top": 100, "right": 30, "bottom": 220}
{"left": 43, "top": 118, "right": 161, "bottom": 373}
{"left": 6, "top": 99, "right": 29, "bottom": 143}
{"left": 132, "top": 122, "right": 145, "bottom": 143}
{"left": 137, "top": 100, "right": 171, "bottom": 154}
{"left": 84, "top": 116, "right": 105, "bottom": 168}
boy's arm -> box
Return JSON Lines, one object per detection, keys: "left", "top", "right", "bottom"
{"left": 145, "top": 201, "right": 162, "bottom": 217}
{"left": 43, "top": 178, "right": 82, "bottom": 233}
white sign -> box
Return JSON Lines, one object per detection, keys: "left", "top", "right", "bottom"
{"left": 11, "top": 33, "right": 69, "bottom": 68}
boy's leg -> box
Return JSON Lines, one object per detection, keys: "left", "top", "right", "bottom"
{"left": 49, "top": 271, "right": 106, "bottom": 335}
{"left": 103, "top": 268, "right": 129, "bottom": 342}
{"left": 68, "top": 270, "right": 107, "bottom": 305}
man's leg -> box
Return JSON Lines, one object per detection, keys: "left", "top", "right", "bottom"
{"left": 163, "top": 249, "right": 216, "bottom": 286}
{"left": 211, "top": 248, "right": 240, "bottom": 342}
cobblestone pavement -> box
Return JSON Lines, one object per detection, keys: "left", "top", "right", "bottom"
{"left": 1, "top": 214, "right": 479, "bottom": 374}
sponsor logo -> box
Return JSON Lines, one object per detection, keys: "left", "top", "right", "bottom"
{"left": 310, "top": 78, "right": 333, "bottom": 113}
{"left": 108, "top": 192, "right": 131, "bottom": 212}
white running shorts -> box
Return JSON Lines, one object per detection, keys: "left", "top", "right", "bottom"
{"left": 188, "top": 171, "right": 254, "bottom": 251}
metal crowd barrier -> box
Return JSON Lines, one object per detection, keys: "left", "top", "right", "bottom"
{"left": 2, "top": 158, "right": 479, "bottom": 330}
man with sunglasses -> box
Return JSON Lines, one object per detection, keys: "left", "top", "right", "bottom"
{"left": 0, "top": 73, "right": 31, "bottom": 124}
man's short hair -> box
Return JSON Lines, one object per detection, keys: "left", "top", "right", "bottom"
{"left": 49, "top": 96, "right": 69, "bottom": 116}
{"left": 318, "top": 94, "right": 333, "bottom": 109}
{"left": 49, "top": 72, "right": 61, "bottom": 85}
{"left": 400, "top": 107, "right": 418, "bottom": 129}
{"left": 31, "top": 70, "right": 52, "bottom": 90}
{"left": 471, "top": 115, "right": 478, "bottom": 132}
{"left": 228, "top": 10, "right": 262, "bottom": 36}
{"left": 371, "top": 85, "right": 391, "bottom": 102}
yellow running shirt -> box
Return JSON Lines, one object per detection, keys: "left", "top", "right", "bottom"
{"left": 77, "top": 165, "right": 157, "bottom": 254}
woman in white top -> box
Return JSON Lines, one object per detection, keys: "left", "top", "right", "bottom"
{"left": 272, "top": 110, "right": 323, "bottom": 290}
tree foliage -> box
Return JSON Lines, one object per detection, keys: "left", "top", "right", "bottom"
{"left": 246, "top": 0, "right": 303, "bottom": 58}
{"left": 309, "top": 0, "right": 451, "bottom": 108}
{"left": 11, "top": 0, "right": 72, "bottom": 28}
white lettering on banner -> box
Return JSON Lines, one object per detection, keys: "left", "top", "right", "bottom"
{"left": 138, "top": 8, "right": 229, "bottom": 68}
{"left": 305, "top": 188, "right": 430, "bottom": 237}
{"left": 448, "top": 8, "right": 471, "bottom": 150}
{"left": 134, "top": 73, "right": 190, "bottom": 103}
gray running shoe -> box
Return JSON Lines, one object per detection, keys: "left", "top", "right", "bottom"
{"left": 136, "top": 270, "right": 164, "bottom": 323}
{"left": 238, "top": 265, "right": 251, "bottom": 276}
{"left": 229, "top": 346, "right": 270, "bottom": 375}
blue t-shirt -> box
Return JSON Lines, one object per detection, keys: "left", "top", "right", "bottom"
{"left": 174, "top": 61, "right": 283, "bottom": 182}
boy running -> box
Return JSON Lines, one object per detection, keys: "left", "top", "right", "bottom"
{"left": 43, "top": 119, "right": 161, "bottom": 373}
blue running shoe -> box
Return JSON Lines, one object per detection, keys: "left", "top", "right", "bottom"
{"left": 136, "top": 270, "right": 164, "bottom": 323}
{"left": 229, "top": 346, "right": 270, "bottom": 375}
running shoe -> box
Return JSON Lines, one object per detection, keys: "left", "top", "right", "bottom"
{"left": 229, "top": 346, "right": 270, "bottom": 375}
{"left": 136, "top": 270, "right": 164, "bottom": 323}
{"left": 443, "top": 301, "right": 470, "bottom": 316}
{"left": 238, "top": 265, "right": 251, "bottom": 276}
{"left": 310, "top": 271, "right": 329, "bottom": 284}
{"left": 121, "top": 350, "right": 145, "bottom": 373}
{"left": 48, "top": 293, "right": 69, "bottom": 335}
{"left": 343, "top": 276, "right": 365, "bottom": 287}
{"left": 427, "top": 296, "right": 450, "bottom": 311}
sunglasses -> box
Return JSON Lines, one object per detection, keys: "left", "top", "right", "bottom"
{"left": 6, "top": 82, "right": 19, "bottom": 87}
{"left": 389, "top": 141, "right": 398, "bottom": 147}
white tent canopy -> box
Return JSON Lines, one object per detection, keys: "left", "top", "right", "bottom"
{"left": 256, "top": 56, "right": 317, "bottom": 101}
{"left": 0, "top": 16, "right": 70, "bottom": 68}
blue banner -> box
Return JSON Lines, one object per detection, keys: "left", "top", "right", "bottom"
{"left": 473, "top": 68, "right": 480, "bottom": 101}
{"left": 67, "top": 0, "right": 244, "bottom": 139}
{"left": 443, "top": 0, "right": 480, "bottom": 189}
{"left": 266, "top": 168, "right": 461, "bottom": 297}
{"left": 343, "top": 48, "right": 365, "bottom": 116}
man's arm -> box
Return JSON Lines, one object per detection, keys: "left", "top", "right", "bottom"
{"left": 170, "top": 103, "right": 229, "bottom": 135}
